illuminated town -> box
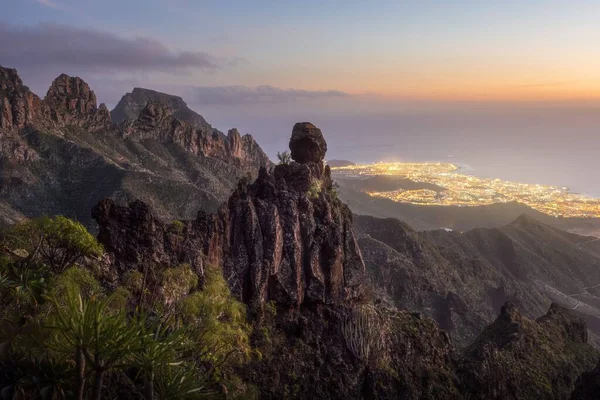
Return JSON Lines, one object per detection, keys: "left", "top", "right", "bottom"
{"left": 330, "top": 162, "right": 600, "bottom": 219}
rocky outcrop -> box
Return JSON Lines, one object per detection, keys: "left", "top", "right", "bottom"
{"left": 94, "top": 122, "right": 365, "bottom": 307}
{"left": 0, "top": 66, "right": 42, "bottom": 131}
{"left": 92, "top": 199, "right": 208, "bottom": 279}
{"left": 42, "top": 74, "right": 111, "bottom": 130}
{"left": 222, "top": 159, "right": 365, "bottom": 306}
{"left": 0, "top": 67, "right": 110, "bottom": 132}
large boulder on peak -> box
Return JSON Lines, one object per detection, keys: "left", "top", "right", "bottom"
{"left": 276, "top": 122, "right": 333, "bottom": 193}
{"left": 289, "top": 122, "right": 327, "bottom": 164}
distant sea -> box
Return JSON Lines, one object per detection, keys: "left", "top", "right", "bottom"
{"left": 318, "top": 118, "right": 600, "bottom": 198}
{"left": 209, "top": 103, "right": 600, "bottom": 198}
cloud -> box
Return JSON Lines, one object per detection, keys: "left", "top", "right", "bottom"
{"left": 0, "top": 23, "right": 224, "bottom": 73}
{"left": 36, "top": 0, "right": 58, "bottom": 8}
{"left": 185, "top": 85, "right": 350, "bottom": 105}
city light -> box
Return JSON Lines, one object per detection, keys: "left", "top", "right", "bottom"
{"left": 331, "top": 162, "right": 600, "bottom": 219}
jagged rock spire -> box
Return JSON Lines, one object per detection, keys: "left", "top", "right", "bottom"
{"left": 93, "top": 122, "right": 366, "bottom": 308}
{"left": 0, "top": 66, "right": 43, "bottom": 130}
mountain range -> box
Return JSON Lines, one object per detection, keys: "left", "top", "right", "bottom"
{"left": 0, "top": 66, "right": 269, "bottom": 228}
{"left": 2, "top": 65, "right": 600, "bottom": 398}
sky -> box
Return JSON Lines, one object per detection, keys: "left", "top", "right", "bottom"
{"left": 2, "top": 0, "right": 600, "bottom": 194}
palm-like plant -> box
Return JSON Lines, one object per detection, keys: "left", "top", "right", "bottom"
{"left": 153, "top": 363, "right": 213, "bottom": 400}
{"left": 131, "top": 317, "right": 188, "bottom": 400}
{"left": 46, "top": 288, "right": 140, "bottom": 400}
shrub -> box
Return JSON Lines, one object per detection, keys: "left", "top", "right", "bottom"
{"left": 171, "top": 220, "right": 185, "bottom": 235}
{"left": 307, "top": 179, "right": 322, "bottom": 199}
{"left": 176, "top": 264, "right": 252, "bottom": 373}
{"left": 342, "top": 304, "right": 387, "bottom": 365}
{"left": 277, "top": 151, "right": 292, "bottom": 165}
{"left": 161, "top": 264, "right": 198, "bottom": 306}
{"left": 5, "top": 216, "right": 103, "bottom": 272}
{"left": 47, "top": 266, "right": 103, "bottom": 302}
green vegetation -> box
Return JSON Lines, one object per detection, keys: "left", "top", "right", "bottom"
{"left": 171, "top": 220, "right": 185, "bottom": 235}
{"left": 326, "top": 181, "right": 343, "bottom": 206}
{"left": 4, "top": 216, "right": 103, "bottom": 273}
{"left": 0, "top": 216, "right": 256, "bottom": 399}
{"left": 307, "top": 179, "right": 322, "bottom": 199}
{"left": 276, "top": 151, "right": 291, "bottom": 165}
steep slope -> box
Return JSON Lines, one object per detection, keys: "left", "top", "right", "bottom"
{"left": 356, "top": 212, "right": 600, "bottom": 347}
{"left": 0, "top": 66, "right": 270, "bottom": 228}
{"left": 460, "top": 302, "right": 598, "bottom": 399}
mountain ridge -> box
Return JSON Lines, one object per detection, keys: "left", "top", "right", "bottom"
{"left": 0, "top": 65, "right": 270, "bottom": 228}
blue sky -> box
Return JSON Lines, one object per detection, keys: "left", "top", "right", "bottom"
{"left": 2, "top": 0, "right": 600, "bottom": 193}
{"left": 4, "top": 0, "right": 600, "bottom": 100}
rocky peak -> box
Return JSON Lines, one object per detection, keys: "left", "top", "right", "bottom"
{"left": 0, "top": 66, "right": 42, "bottom": 130}
{"left": 217, "top": 124, "right": 364, "bottom": 307}
{"left": 111, "top": 87, "right": 210, "bottom": 130}
{"left": 227, "top": 128, "right": 242, "bottom": 157}
{"left": 45, "top": 74, "right": 97, "bottom": 115}
{"left": 42, "top": 73, "right": 110, "bottom": 130}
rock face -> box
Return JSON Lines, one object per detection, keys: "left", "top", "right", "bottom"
{"left": 0, "top": 67, "right": 42, "bottom": 131}
{"left": 572, "top": 359, "right": 600, "bottom": 399}
{"left": 92, "top": 199, "right": 208, "bottom": 278}
{"left": 289, "top": 122, "right": 328, "bottom": 163}
{"left": 121, "top": 100, "right": 270, "bottom": 174}
{"left": 222, "top": 159, "right": 365, "bottom": 306}
{"left": 42, "top": 74, "right": 111, "bottom": 130}
{"left": 94, "top": 122, "right": 365, "bottom": 307}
